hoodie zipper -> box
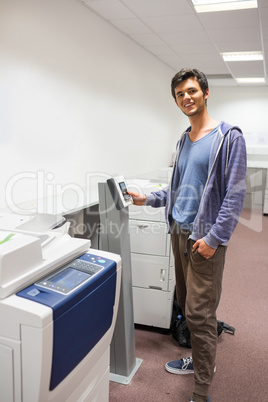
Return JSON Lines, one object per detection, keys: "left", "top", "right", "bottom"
{"left": 167, "top": 131, "right": 188, "bottom": 222}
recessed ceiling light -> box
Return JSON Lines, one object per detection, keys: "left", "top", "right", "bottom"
{"left": 236, "top": 77, "right": 266, "bottom": 84}
{"left": 191, "top": 0, "right": 258, "bottom": 13}
{"left": 221, "top": 51, "right": 263, "bottom": 62}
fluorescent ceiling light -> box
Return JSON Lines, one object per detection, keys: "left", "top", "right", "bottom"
{"left": 191, "top": 0, "right": 258, "bottom": 13}
{"left": 236, "top": 77, "right": 266, "bottom": 84}
{"left": 221, "top": 51, "right": 263, "bottom": 62}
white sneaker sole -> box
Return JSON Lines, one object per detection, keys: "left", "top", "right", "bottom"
{"left": 165, "top": 363, "right": 216, "bottom": 375}
{"left": 165, "top": 364, "right": 194, "bottom": 375}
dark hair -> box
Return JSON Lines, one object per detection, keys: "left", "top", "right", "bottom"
{"left": 171, "top": 68, "right": 209, "bottom": 100}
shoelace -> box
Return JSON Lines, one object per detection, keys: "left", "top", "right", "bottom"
{"left": 182, "top": 356, "right": 193, "bottom": 369}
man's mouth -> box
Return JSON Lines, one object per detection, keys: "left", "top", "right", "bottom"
{"left": 184, "top": 102, "right": 194, "bottom": 108}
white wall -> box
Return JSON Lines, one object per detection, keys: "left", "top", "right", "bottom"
{"left": 0, "top": 0, "right": 179, "bottom": 211}
{"left": 0, "top": 0, "right": 267, "bottom": 213}
{"left": 209, "top": 86, "right": 268, "bottom": 148}
{"left": 173, "top": 85, "right": 268, "bottom": 148}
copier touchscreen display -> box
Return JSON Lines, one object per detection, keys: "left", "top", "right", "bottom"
{"left": 36, "top": 262, "right": 102, "bottom": 294}
{"left": 48, "top": 267, "right": 90, "bottom": 292}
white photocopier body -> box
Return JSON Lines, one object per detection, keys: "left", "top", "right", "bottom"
{"left": 127, "top": 179, "right": 175, "bottom": 329}
{"left": 0, "top": 214, "right": 121, "bottom": 402}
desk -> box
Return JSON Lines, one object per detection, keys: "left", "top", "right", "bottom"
{"left": 0, "top": 182, "right": 101, "bottom": 246}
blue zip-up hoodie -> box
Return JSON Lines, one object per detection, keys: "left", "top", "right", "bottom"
{"left": 145, "top": 121, "right": 247, "bottom": 248}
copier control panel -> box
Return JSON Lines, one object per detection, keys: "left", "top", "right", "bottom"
{"left": 17, "top": 252, "right": 117, "bottom": 319}
{"left": 107, "top": 176, "right": 133, "bottom": 210}
{"left": 35, "top": 254, "right": 104, "bottom": 295}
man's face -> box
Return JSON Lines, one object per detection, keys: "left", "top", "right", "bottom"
{"left": 174, "top": 77, "right": 209, "bottom": 117}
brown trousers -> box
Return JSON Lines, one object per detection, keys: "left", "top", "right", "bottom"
{"left": 171, "top": 223, "right": 226, "bottom": 397}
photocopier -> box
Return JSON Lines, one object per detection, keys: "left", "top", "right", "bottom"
{"left": 0, "top": 213, "right": 122, "bottom": 402}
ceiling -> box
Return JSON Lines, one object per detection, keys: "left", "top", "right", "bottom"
{"left": 77, "top": 0, "right": 268, "bottom": 86}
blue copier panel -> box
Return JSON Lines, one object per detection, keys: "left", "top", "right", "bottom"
{"left": 17, "top": 252, "right": 117, "bottom": 390}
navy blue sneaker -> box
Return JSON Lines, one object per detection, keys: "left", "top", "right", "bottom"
{"left": 165, "top": 356, "right": 194, "bottom": 374}
{"left": 165, "top": 356, "right": 216, "bottom": 375}
{"left": 190, "top": 396, "right": 210, "bottom": 402}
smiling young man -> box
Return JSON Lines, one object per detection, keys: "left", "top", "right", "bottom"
{"left": 128, "top": 68, "right": 247, "bottom": 402}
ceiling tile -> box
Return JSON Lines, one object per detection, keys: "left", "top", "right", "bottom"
{"left": 185, "top": 53, "right": 224, "bottom": 63}
{"left": 156, "top": 54, "right": 187, "bottom": 68}
{"left": 130, "top": 33, "right": 167, "bottom": 47}
{"left": 197, "top": 9, "right": 259, "bottom": 30}
{"left": 227, "top": 61, "right": 264, "bottom": 77}
{"left": 182, "top": 60, "right": 229, "bottom": 75}
{"left": 207, "top": 27, "right": 261, "bottom": 45}
{"left": 171, "top": 42, "right": 219, "bottom": 55}
{"left": 141, "top": 15, "right": 203, "bottom": 33}
{"left": 258, "top": 0, "right": 268, "bottom": 7}
{"left": 262, "top": 26, "right": 268, "bottom": 49}
{"left": 160, "top": 30, "right": 211, "bottom": 46}
{"left": 111, "top": 18, "right": 151, "bottom": 35}
{"left": 259, "top": 7, "right": 268, "bottom": 26}
{"left": 77, "top": 0, "right": 268, "bottom": 86}
{"left": 183, "top": 56, "right": 228, "bottom": 74}
{"left": 165, "top": 60, "right": 189, "bottom": 71}
{"left": 121, "top": 0, "right": 193, "bottom": 17}
{"left": 80, "top": 0, "right": 135, "bottom": 20}
{"left": 160, "top": 53, "right": 187, "bottom": 63}
{"left": 208, "top": 78, "right": 237, "bottom": 87}
{"left": 216, "top": 41, "right": 263, "bottom": 53}
{"left": 146, "top": 45, "right": 181, "bottom": 57}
